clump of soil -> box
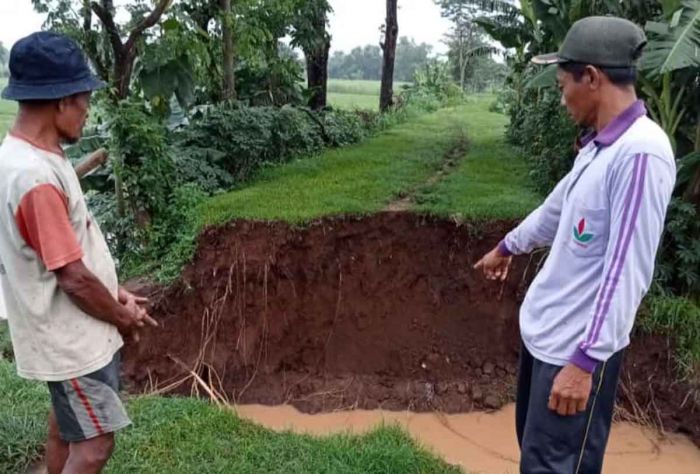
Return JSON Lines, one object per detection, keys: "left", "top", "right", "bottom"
{"left": 122, "top": 212, "right": 700, "bottom": 446}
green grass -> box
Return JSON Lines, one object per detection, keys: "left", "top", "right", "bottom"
{"left": 202, "top": 97, "right": 537, "bottom": 225}
{"left": 329, "top": 92, "right": 379, "bottom": 110}
{"left": 0, "top": 332, "right": 459, "bottom": 474}
{"left": 415, "top": 98, "right": 542, "bottom": 219}
{"left": 327, "top": 79, "right": 410, "bottom": 96}
{"left": 327, "top": 79, "right": 411, "bottom": 110}
{"left": 109, "top": 397, "right": 460, "bottom": 474}
{"left": 0, "top": 78, "right": 16, "bottom": 137}
{"left": 0, "top": 355, "right": 50, "bottom": 474}
{"left": 201, "top": 105, "right": 462, "bottom": 223}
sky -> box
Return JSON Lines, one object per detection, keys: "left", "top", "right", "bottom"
{"left": 0, "top": 0, "right": 452, "bottom": 55}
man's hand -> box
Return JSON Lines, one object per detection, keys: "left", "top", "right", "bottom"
{"left": 118, "top": 288, "right": 158, "bottom": 330}
{"left": 549, "top": 364, "right": 593, "bottom": 416}
{"left": 473, "top": 246, "right": 513, "bottom": 281}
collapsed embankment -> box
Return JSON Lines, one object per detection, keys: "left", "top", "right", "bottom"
{"left": 121, "top": 213, "right": 700, "bottom": 446}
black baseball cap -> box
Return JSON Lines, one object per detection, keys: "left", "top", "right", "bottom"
{"left": 532, "top": 16, "right": 647, "bottom": 68}
{"left": 2, "top": 32, "right": 105, "bottom": 101}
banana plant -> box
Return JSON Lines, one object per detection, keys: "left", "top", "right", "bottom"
{"left": 640, "top": 0, "right": 700, "bottom": 201}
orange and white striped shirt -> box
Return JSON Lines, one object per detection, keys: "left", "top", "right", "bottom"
{"left": 0, "top": 133, "right": 123, "bottom": 381}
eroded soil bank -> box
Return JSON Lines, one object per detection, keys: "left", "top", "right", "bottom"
{"left": 122, "top": 213, "right": 700, "bottom": 447}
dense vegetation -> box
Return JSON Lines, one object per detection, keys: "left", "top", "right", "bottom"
{"left": 467, "top": 0, "right": 700, "bottom": 374}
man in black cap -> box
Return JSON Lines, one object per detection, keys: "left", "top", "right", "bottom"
{"left": 475, "top": 17, "right": 676, "bottom": 473}
{"left": 0, "top": 32, "right": 156, "bottom": 473}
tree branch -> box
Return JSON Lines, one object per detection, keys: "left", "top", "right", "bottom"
{"left": 90, "top": 1, "right": 123, "bottom": 55}
{"left": 125, "top": 0, "right": 173, "bottom": 51}
{"left": 82, "top": 0, "right": 92, "bottom": 32}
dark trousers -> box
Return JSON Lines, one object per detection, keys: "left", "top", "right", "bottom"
{"left": 516, "top": 343, "right": 624, "bottom": 474}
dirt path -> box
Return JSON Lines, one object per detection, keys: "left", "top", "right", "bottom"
{"left": 384, "top": 128, "right": 469, "bottom": 212}
{"left": 236, "top": 403, "right": 700, "bottom": 474}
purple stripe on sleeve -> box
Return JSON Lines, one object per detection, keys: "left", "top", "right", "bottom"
{"left": 582, "top": 154, "right": 642, "bottom": 350}
{"left": 586, "top": 153, "right": 649, "bottom": 350}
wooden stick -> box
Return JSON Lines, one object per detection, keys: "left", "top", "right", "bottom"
{"left": 74, "top": 148, "right": 108, "bottom": 178}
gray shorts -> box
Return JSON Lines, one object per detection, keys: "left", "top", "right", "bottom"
{"left": 47, "top": 352, "right": 131, "bottom": 442}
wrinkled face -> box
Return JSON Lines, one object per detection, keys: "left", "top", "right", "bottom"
{"left": 55, "top": 92, "right": 91, "bottom": 144}
{"left": 556, "top": 66, "right": 599, "bottom": 128}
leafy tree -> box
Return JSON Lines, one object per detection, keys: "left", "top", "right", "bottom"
{"left": 329, "top": 46, "right": 382, "bottom": 80}
{"left": 329, "top": 38, "right": 432, "bottom": 82}
{"left": 32, "top": 0, "right": 173, "bottom": 100}
{"left": 436, "top": 0, "right": 498, "bottom": 91}
{"left": 395, "top": 37, "right": 432, "bottom": 82}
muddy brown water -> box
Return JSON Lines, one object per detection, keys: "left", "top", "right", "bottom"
{"left": 235, "top": 403, "right": 700, "bottom": 474}
{"left": 123, "top": 213, "right": 700, "bottom": 465}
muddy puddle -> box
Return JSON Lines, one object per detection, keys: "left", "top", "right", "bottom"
{"left": 235, "top": 403, "right": 700, "bottom": 474}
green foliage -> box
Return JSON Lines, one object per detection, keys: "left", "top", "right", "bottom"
{"left": 640, "top": 294, "right": 700, "bottom": 375}
{"left": 404, "top": 61, "right": 465, "bottom": 106}
{"left": 326, "top": 79, "right": 405, "bottom": 95}
{"left": 174, "top": 105, "right": 361, "bottom": 184}
{"left": 108, "top": 100, "right": 175, "bottom": 225}
{"left": 0, "top": 358, "right": 49, "bottom": 474}
{"left": 642, "top": 0, "right": 700, "bottom": 77}
{"left": 656, "top": 198, "right": 700, "bottom": 295}
{"left": 329, "top": 45, "right": 383, "bottom": 81}
{"left": 329, "top": 37, "right": 433, "bottom": 83}
{"left": 136, "top": 15, "right": 202, "bottom": 112}
{"left": 200, "top": 105, "right": 490, "bottom": 225}
{"left": 289, "top": 0, "right": 332, "bottom": 54}
{"left": 122, "top": 183, "right": 208, "bottom": 282}
{"left": 506, "top": 85, "right": 577, "bottom": 194}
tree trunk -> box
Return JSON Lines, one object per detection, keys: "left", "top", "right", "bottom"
{"left": 91, "top": 0, "right": 172, "bottom": 101}
{"left": 306, "top": 40, "right": 330, "bottom": 110}
{"left": 220, "top": 0, "right": 236, "bottom": 101}
{"left": 114, "top": 48, "right": 137, "bottom": 100}
{"left": 459, "top": 52, "right": 467, "bottom": 91}
{"left": 380, "top": 0, "right": 399, "bottom": 112}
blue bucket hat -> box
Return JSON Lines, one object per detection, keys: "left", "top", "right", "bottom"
{"left": 1, "top": 32, "right": 105, "bottom": 101}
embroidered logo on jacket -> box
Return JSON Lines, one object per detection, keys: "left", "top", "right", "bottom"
{"left": 573, "top": 218, "right": 595, "bottom": 245}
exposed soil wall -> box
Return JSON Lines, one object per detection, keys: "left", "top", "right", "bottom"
{"left": 122, "top": 213, "right": 699, "bottom": 445}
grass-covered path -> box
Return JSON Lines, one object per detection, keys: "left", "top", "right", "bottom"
{"left": 2, "top": 97, "right": 541, "bottom": 473}
{"left": 202, "top": 96, "right": 540, "bottom": 226}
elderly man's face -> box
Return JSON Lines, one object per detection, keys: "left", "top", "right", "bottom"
{"left": 56, "top": 92, "right": 91, "bottom": 144}
{"left": 556, "top": 66, "right": 600, "bottom": 129}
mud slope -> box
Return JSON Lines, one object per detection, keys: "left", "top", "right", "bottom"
{"left": 122, "top": 212, "right": 699, "bottom": 445}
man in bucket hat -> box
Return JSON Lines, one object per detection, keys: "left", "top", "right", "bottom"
{"left": 475, "top": 17, "right": 675, "bottom": 473}
{"left": 0, "top": 32, "right": 157, "bottom": 473}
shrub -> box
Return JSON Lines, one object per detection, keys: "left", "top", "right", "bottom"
{"left": 507, "top": 88, "right": 577, "bottom": 195}
{"left": 655, "top": 198, "right": 700, "bottom": 296}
